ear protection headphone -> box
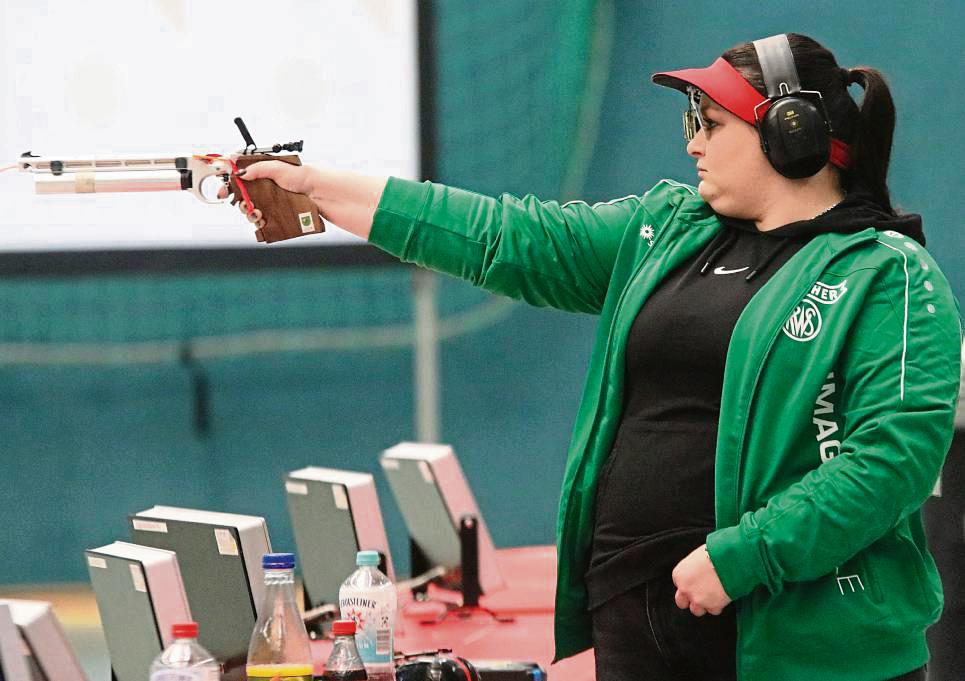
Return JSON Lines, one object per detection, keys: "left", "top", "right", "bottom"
{"left": 395, "top": 650, "right": 480, "bottom": 681}
{"left": 752, "top": 34, "right": 834, "bottom": 179}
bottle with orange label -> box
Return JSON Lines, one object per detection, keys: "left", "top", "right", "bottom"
{"left": 246, "top": 553, "right": 314, "bottom": 681}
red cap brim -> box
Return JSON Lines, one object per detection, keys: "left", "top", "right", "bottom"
{"left": 652, "top": 57, "right": 768, "bottom": 127}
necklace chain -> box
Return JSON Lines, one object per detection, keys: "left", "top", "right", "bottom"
{"left": 812, "top": 199, "right": 843, "bottom": 220}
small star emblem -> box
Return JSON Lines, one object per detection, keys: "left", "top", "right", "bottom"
{"left": 640, "top": 224, "right": 654, "bottom": 245}
{"left": 344, "top": 608, "right": 366, "bottom": 629}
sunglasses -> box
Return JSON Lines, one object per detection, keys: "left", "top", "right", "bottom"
{"left": 682, "top": 86, "right": 707, "bottom": 142}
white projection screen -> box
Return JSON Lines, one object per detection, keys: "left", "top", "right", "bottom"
{"left": 0, "top": 1, "right": 419, "bottom": 251}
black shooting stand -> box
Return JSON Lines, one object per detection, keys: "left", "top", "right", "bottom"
{"left": 409, "top": 514, "right": 514, "bottom": 625}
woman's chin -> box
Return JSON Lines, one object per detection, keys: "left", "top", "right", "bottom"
{"left": 696, "top": 180, "right": 715, "bottom": 203}
{"left": 696, "top": 182, "right": 739, "bottom": 216}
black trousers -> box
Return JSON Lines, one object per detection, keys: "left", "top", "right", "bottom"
{"left": 591, "top": 571, "right": 928, "bottom": 681}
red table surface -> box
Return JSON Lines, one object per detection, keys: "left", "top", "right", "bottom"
{"left": 311, "top": 545, "right": 594, "bottom": 680}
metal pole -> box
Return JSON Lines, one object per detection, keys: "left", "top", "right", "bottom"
{"left": 412, "top": 268, "right": 440, "bottom": 442}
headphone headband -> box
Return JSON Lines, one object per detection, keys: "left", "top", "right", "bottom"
{"left": 753, "top": 34, "right": 801, "bottom": 98}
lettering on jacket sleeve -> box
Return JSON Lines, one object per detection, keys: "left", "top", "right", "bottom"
{"left": 816, "top": 374, "right": 872, "bottom": 596}
{"left": 812, "top": 372, "right": 841, "bottom": 462}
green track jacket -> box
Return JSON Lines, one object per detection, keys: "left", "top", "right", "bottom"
{"left": 368, "top": 176, "right": 963, "bottom": 681}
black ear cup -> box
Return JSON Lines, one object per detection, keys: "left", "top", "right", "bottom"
{"left": 752, "top": 33, "right": 834, "bottom": 179}
{"left": 758, "top": 96, "right": 831, "bottom": 179}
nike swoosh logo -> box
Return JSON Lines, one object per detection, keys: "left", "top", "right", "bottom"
{"left": 713, "top": 266, "right": 749, "bottom": 275}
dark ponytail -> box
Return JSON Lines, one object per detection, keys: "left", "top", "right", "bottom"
{"left": 844, "top": 66, "right": 897, "bottom": 214}
{"left": 722, "top": 34, "right": 899, "bottom": 215}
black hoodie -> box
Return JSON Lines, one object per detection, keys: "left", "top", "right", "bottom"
{"left": 585, "top": 190, "right": 925, "bottom": 609}
{"left": 706, "top": 186, "right": 925, "bottom": 279}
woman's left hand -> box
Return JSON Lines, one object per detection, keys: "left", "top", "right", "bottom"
{"left": 671, "top": 543, "right": 733, "bottom": 616}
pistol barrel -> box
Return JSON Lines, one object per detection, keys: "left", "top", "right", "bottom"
{"left": 35, "top": 170, "right": 184, "bottom": 195}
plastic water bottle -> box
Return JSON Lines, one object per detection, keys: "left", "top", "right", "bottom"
{"left": 322, "top": 619, "right": 368, "bottom": 680}
{"left": 148, "top": 622, "right": 220, "bottom": 681}
{"left": 339, "top": 550, "right": 396, "bottom": 681}
{"left": 246, "top": 553, "right": 314, "bottom": 681}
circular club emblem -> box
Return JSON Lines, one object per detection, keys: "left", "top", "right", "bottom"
{"left": 783, "top": 299, "right": 822, "bottom": 342}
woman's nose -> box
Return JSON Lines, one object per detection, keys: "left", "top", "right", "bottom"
{"left": 687, "top": 130, "right": 704, "bottom": 158}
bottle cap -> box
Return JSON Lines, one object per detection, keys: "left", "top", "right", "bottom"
{"left": 331, "top": 619, "right": 357, "bottom": 636}
{"left": 262, "top": 552, "right": 296, "bottom": 570}
{"left": 172, "top": 622, "right": 198, "bottom": 638}
{"left": 356, "top": 550, "right": 380, "bottom": 567}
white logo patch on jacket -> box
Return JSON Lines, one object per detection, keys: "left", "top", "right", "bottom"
{"left": 782, "top": 280, "right": 848, "bottom": 342}
{"left": 639, "top": 224, "right": 655, "bottom": 246}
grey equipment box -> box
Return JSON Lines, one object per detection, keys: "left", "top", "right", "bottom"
{"left": 129, "top": 506, "right": 270, "bottom": 675}
{"left": 0, "top": 600, "right": 87, "bottom": 681}
{"left": 285, "top": 467, "right": 395, "bottom": 610}
{"left": 86, "top": 541, "right": 192, "bottom": 681}
{"left": 379, "top": 442, "right": 504, "bottom": 594}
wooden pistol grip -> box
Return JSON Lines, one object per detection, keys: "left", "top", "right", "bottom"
{"left": 228, "top": 154, "right": 324, "bottom": 243}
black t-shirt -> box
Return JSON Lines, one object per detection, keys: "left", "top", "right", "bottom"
{"left": 585, "top": 221, "right": 812, "bottom": 609}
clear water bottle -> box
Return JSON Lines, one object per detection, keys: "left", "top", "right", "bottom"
{"left": 246, "top": 553, "right": 314, "bottom": 681}
{"left": 339, "top": 550, "right": 396, "bottom": 681}
{"left": 148, "top": 622, "right": 220, "bottom": 681}
{"left": 322, "top": 620, "right": 368, "bottom": 680}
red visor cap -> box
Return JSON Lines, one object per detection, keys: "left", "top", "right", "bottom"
{"left": 652, "top": 57, "right": 767, "bottom": 127}
{"left": 652, "top": 57, "right": 852, "bottom": 169}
